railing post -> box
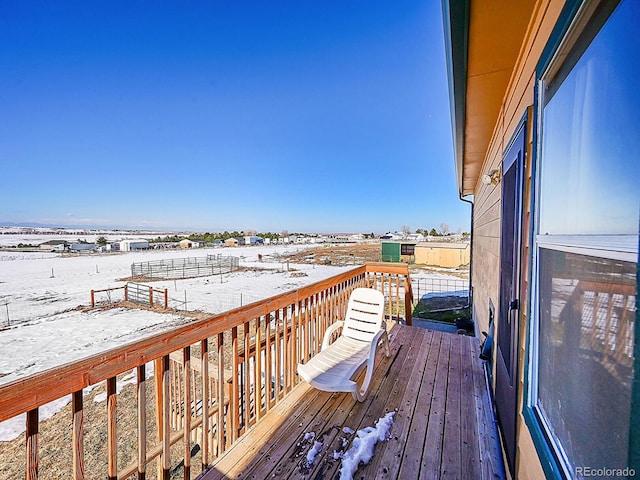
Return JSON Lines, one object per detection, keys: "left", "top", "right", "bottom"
{"left": 164, "top": 289, "right": 168, "bottom": 310}
{"left": 72, "top": 390, "right": 85, "bottom": 480}
{"left": 149, "top": 287, "right": 154, "bottom": 308}
{"left": 404, "top": 276, "right": 413, "bottom": 326}
{"left": 90, "top": 290, "right": 95, "bottom": 308}
{"left": 107, "top": 377, "right": 117, "bottom": 480}
{"left": 124, "top": 284, "right": 128, "bottom": 302}
{"left": 26, "top": 409, "right": 38, "bottom": 480}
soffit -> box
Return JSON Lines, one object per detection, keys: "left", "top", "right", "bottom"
{"left": 460, "top": 0, "right": 536, "bottom": 196}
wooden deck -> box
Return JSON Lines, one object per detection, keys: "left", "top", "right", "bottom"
{"left": 198, "top": 325, "right": 504, "bottom": 480}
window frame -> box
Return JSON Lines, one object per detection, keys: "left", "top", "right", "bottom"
{"left": 522, "top": 0, "right": 636, "bottom": 478}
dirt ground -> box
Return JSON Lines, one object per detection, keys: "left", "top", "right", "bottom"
{"left": 281, "top": 243, "right": 382, "bottom": 266}
{"left": 280, "top": 243, "right": 470, "bottom": 279}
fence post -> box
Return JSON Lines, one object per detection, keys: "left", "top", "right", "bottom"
{"left": 91, "top": 290, "right": 95, "bottom": 308}
{"left": 164, "top": 289, "right": 168, "bottom": 310}
{"left": 124, "top": 285, "right": 128, "bottom": 302}
{"left": 149, "top": 287, "right": 153, "bottom": 308}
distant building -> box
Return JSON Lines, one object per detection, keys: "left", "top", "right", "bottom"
{"left": 39, "top": 240, "right": 68, "bottom": 252}
{"left": 224, "top": 238, "right": 239, "bottom": 247}
{"left": 406, "top": 233, "right": 425, "bottom": 242}
{"left": 70, "top": 242, "right": 96, "bottom": 252}
{"left": 245, "top": 236, "right": 264, "bottom": 245}
{"left": 180, "top": 238, "right": 204, "bottom": 248}
{"left": 119, "top": 239, "right": 149, "bottom": 252}
{"left": 380, "top": 232, "right": 404, "bottom": 241}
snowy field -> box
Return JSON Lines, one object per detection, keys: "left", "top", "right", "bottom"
{"left": 0, "top": 236, "right": 465, "bottom": 442}
{"left": 0, "top": 243, "right": 353, "bottom": 386}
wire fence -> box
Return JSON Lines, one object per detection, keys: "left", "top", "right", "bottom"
{"left": 169, "top": 292, "right": 262, "bottom": 314}
{"left": 411, "top": 277, "right": 469, "bottom": 301}
{"left": 130, "top": 254, "right": 240, "bottom": 280}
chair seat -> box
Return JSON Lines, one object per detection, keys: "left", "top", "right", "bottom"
{"left": 297, "top": 336, "right": 371, "bottom": 393}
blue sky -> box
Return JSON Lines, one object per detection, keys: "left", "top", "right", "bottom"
{"left": 0, "top": 0, "right": 470, "bottom": 234}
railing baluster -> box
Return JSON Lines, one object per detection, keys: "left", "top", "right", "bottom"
{"left": 26, "top": 408, "right": 38, "bottom": 480}
{"left": 293, "top": 303, "right": 298, "bottom": 386}
{"left": 201, "top": 339, "right": 209, "bottom": 469}
{"left": 72, "top": 390, "right": 85, "bottom": 480}
{"left": 137, "top": 364, "right": 147, "bottom": 480}
{"left": 107, "top": 376, "right": 117, "bottom": 480}
{"left": 275, "top": 309, "right": 281, "bottom": 401}
{"left": 303, "top": 298, "right": 309, "bottom": 363}
{"left": 161, "top": 355, "right": 170, "bottom": 479}
{"left": 153, "top": 358, "right": 163, "bottom": 475}
{"left": 231, "top": 326, "right": 239, "bottom": 441}
{"left": 183, "top": 346, "right": 191, "bottom": 480}
{"left": 243, "top": 322, "right": 251, "bottom": 428}
{"left": 255, "top": 317, "right": 262, "bottom": 419}
{"left": 265, "top": 315, "right": 272, "bottom": 411}
{"left": 217, "top": 332, "right": 225, "bottom": 453}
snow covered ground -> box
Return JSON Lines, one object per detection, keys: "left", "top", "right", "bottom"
{"left": 0, "top": 235, "right": 465, "bottom": 442}
{"left": 0, "top": 243, "right": 353, "bottom": 385}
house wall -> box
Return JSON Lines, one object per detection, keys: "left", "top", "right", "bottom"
{"left": 469, "top": 0, "right": 565, "bottom": 478}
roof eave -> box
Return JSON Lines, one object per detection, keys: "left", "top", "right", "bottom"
{"left": 442, "top": 0, "right": 470, "bottom": 198}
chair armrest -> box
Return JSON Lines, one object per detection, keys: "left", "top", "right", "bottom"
{"left": 321, "top": 321, "right": 345, "bottom": 351}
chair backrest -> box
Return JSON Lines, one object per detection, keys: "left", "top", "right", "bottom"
{"left": 341, "top": 288, "right": 386, "bottom": 343}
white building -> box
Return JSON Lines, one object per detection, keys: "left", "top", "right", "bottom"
{"left": 119, "top": 239, "right": 149, "bottom": 252}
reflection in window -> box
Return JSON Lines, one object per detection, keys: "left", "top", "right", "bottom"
{"left": 538, "top": 248, "right": 636, "bottom": 473}
{"left": 533, "top": 0, "right": 640, "bottom": 476}
{"left": 539, "top": 0, "right": 640, "bottom": 236}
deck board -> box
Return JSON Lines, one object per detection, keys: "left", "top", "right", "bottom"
{"left": 198, "top": 325, "right": 504, "bottom": 480}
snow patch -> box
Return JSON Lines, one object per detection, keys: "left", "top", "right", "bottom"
{"left": 306, "top": 440, "right": 323, "bottom": 466}
{"left": 338, "top": 412, "right": 395, "bottom": 480}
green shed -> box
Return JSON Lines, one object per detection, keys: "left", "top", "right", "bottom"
{"left": 381, "top": 241, "right": 416, "bottom": 263}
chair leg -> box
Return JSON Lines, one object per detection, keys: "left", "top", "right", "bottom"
{"left": 352, "top": 386, "right": 367, "bottom": 402}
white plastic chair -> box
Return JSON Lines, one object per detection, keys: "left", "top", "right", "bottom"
{"left": 297, "top": 287, "right": 390, "bottom": 402}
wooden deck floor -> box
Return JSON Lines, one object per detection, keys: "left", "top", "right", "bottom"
{"left": 199, "top": 325, "right": 504, "bottom": 480}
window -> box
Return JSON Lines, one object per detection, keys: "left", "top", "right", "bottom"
{"left": 529, "top": 0, "right": 639, "bottom": 477}
{"left": 400, "top": 243, "right": 415, "bottom": 256}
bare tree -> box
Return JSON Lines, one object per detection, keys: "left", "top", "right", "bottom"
{"left": 245, "top": 229, "right": 257, "bottom": 236}
{"left": 280, "top": 229, "right": 289, "bottom": 238}
{"left": 401, "top": 225, "right": 411, "bottom": 237}
{"left": 439, "top": 223, "right": 450, "bottom": 236}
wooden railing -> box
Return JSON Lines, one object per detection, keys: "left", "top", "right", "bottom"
{"left": 0, "top": 263, "right": 412, "bottom": 480}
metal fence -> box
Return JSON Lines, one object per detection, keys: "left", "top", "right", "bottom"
{"left": 126, "top": 282, "right": 168, "bottom": 308}
{"left": 411, "top": 277, "right": 469, "bottom": 301}
{"left": 130, "top": 254, "right": 240, "bottom": 280}
{"left": 168, "top": 292, "right": 262, "bottom": 314}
